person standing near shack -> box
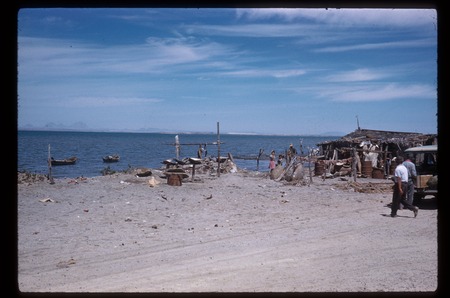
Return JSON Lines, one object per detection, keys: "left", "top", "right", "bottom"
{"left": 197, "top": 144, "right": 204, "bottom": 159}
{"left": 391, "top": 156, "right": 419, "bottom": 218}
{"left": 277, "top": 154, "right": 284, "bottom": 166}
{"left": 287, "top": 144, "right": 297, "bottom": 164}
{"left": 403, "top": 154, "right": 417, "bottom": 206}
{"left": 269, "top": 150, "right": 276, "bottom": 174}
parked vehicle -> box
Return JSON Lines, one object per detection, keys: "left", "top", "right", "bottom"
{"left": 404, "top": 144, "right": 437, "bottom": 201}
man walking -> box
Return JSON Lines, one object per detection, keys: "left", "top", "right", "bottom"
{"left": 391, "top": 156, "right": 419, "bottom": 218}
{"left": 403, "top": 154, "right": 417, "bottom": 205}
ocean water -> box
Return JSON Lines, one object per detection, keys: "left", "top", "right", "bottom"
{"left": 17, "top": 130, "right": 337, "bottom": 178}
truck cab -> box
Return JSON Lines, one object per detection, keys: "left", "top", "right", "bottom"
{"left": 404, "top": 144, "right": 437, "bottom": 202}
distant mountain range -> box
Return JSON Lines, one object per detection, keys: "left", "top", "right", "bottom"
{"left": 18, "top": 122, "right": 346, "bottom": 137}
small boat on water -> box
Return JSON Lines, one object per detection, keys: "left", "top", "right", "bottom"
{"left": 103, "top": 154, "right": 120, "bottom": 163}
{"left": 50, "top": 156, "right": 77, "bottom": 166}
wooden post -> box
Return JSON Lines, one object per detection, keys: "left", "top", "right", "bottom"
{"left": 308, "top": 148, "right": 313, "bottom": 185}
{"left": 48, "top": 144, "right": 54, "bottom": 184}
{"left": 352, "top": 147, "right": 357, "bottom": 182}
{"left": 256, "top": 148, "right": 263, "bottom": 171}
{"left": 217, "top": 122, "right": 220, "bottom": 177}
{"left": 175, "top": 135, "right": 180, "bottom": 160}
{"left": 191, "top": 164, "right": 196, "bottom": 182}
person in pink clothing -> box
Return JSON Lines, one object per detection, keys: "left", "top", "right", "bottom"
{"left": 269, "top": 150, "right": 276, "bottom": 174}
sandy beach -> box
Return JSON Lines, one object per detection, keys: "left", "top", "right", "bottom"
{"left": 17, "top": 168, "right": 438, "bottom": 293}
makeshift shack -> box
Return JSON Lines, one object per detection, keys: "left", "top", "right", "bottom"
{"left": 316, "top": 128, "right": 437, "bottom": 178}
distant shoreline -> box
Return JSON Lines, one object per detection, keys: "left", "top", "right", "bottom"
{"left": 17, "top": 128, "right": 345, "bottom": 138}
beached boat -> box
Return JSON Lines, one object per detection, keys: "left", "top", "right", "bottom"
{"left": 103, "top": 154, "right": 120, "bottom": 163}
{"left": 50, "top": 156, "right": 77, "bottom": 166}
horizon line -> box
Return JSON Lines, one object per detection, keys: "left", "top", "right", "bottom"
{"left": 17, "top": 127, "right": 348, "bottom": 137}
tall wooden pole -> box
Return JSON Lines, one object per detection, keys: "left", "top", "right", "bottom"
{"left": 352, "top": 147, "right": 357, "bottom": 182}
{"left": 308, "top": 148, "right": 313, "bottom": 185}
{"left": 175, "top": 135, "right": 180, "bottom": 160}
{"left": 217, "top": 122, "right": 220, "bottom": 177}
{"left": 256, "top": 148, "right": 263, "bottom": 171}
{"left": 48, "top": 144, "right": 54, "bottom": 184}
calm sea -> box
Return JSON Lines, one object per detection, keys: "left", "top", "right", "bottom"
{"left": 17, "top": 130, "right": 338, "bottom": 178}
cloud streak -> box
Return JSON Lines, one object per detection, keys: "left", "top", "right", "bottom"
{"left": 314, "top": 38, "right": 436, "bottom": 53}
{"left": 318, "top": 83, "right": 436, "bottom": 102}
{"left": 18, "top": 35, "right": 237, "bottom": 78}
{"left": 222, "top": 68, "right": 306, "bottom": 78}
{"left": 324, "top": 68, "right": 389, "bottom": 82}
{"left": 184, "top": 23, "right": 318, "bottom": 38}
{"left": 236, "top": 8, "right": 436, "bottom": 28}
{"left": 60, "top": 96, "right": 163, "bottom": 108}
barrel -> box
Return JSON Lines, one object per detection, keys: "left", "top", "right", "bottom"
{"left": 361, "top": 160, "right": 373, "bottom": 177}
{"left": 334, "top": 162, "right": 344, "bottom": 173}
{"left": 167, "top": 174, "right": 182, "bottom": 186}
{"left": 372, "top": 167, "right": 384, "bottom": 179}
{"left": 314, "top": 161, "right": 325, "bottom": 176}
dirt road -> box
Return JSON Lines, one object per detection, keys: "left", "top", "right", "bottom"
{"left": 17, "top": 171, "right": 437, "bottom": 292}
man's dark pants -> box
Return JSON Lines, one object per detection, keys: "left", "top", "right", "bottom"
{"left": 406, "top": 180, "right": 415, "bottom": 205}
{"left": 391, "top": 182, "right": 416, "bottom": 216}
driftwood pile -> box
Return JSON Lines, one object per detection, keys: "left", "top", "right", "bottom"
{"left": 17, "top": 171, "right": 48, "bottom": 184}
{"left": 162, "top": 155, "right": 238, "bottom": 181}
{"left": 270, "top": 156, "right": 305, "bottom": 183}
{"left": 190, "top": 156, "right": 237, "bottom": 175}
{"left": 314, "top": 158, "right": 354, "bottom": 178}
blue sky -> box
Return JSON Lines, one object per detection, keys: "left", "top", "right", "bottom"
{"left": 17, "top": 8, "right": 437, "bottom": 135}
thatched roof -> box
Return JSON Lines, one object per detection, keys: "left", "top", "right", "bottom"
{"left": 317, "top": 128, "right": 437, "bottom": 159}
{"left": 343, "top": 128, "right": 425, "bottom": 140}
{"left": 319, "top": 128, "right": 436, "bottom": 146}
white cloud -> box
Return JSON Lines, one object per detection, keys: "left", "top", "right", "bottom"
{"left": 314, "top": 38, "right": 436, "bottom": 53}
{"left": 18, "top": 36, "right": 235, "bottom": 78}
{"left": 222, "top": 68, "right": 306, "bottom": 78}
{"left": 56, "top": 96, "right": 163, "bottom": 108}
{"left": 324, "top": 68, "right": 388, "bottom": 82}
{"left": 236, "top": 8, "right": 436, "bottom": 28}
{"left": 184, "top": 23, "right": 317, "bottom": 38}
{"left": 320, "top": 83, "right": 435, "bottom": 102}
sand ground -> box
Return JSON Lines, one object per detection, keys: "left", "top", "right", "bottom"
{"left": 17, "top": 169, "right": 438, "bottom": 293}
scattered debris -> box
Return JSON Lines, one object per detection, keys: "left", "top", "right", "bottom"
{"left": 18, "top": 171, "right": 47, "bottom": 184}
{"left": 135, "top": 168, "right": 152, "bottom": 177}
{"left": 56, "top": 258, "right": 76, "bottom": 268}
{"left": 100, "top": 166, "right": 117, "bottom": 176}
{"left": 38, "top": 198, "right": 56, "bottom": 203}
{"left": 148, "top": 176, "right": 160, "bottom": 187}
{"left": 333, "top": 181, "right": 393, "bottom": 193}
